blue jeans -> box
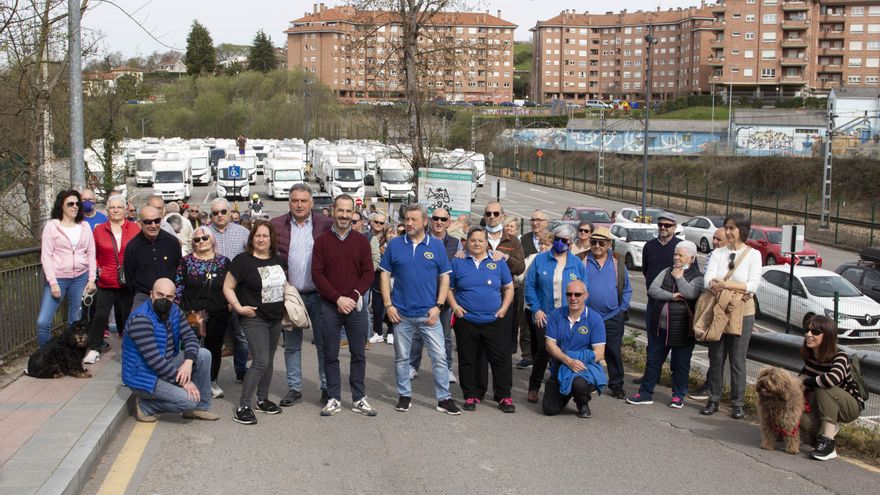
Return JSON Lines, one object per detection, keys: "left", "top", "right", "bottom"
{"left": 283, "top": 291, "right": 326, "bottom": 392}
{"left": 229, "top": 312, "right": 250, "bottom": 377}
{"left": 320, "top": 300, "right": 368, "bottom": 402}
{"left": 133, "top": 348, "right": 212, "bottom": 415}
{"left": 409, "top": 306, "right": 454, "bottom": 372}
{"left": 394, "top": 316, "right": 451, "bottom": 400}
{"left": 638, "top": 330, "right": 695, "bottom": 400}
{"left": 36, "top": 273, "right": 88, "bottom": 347}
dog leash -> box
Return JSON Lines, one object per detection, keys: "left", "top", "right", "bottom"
{"left": 773, "top": 396, "right": 812, "bottom": 438}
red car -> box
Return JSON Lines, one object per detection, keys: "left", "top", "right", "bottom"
{"left": 561, "top": 206, "right": 613, "bottom": 228}
{"left": 746, "top": 226, "right": 823, "bottom": 268}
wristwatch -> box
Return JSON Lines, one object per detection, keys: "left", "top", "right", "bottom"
{"left": 435, "top": 303, "right": 443, "bottom": 309}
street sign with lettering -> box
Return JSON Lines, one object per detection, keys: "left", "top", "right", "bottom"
{"left": 417, "top": 168, "right": 472, "bottom": 217}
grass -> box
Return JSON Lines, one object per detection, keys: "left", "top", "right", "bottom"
{"left": 653, "top": 106, "right": 730, "bottom": 120}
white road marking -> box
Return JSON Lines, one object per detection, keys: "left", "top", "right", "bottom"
{"left": 201, "top": 185, "right": 215, "bottom": 205}
{"left": 529, "top": 188, "right": 548, "bottom": 194}
{"left": 509, "top": 190, "right": 553, "bottom": 204}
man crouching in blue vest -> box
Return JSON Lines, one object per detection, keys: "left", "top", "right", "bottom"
{"left": 123, "top": 278, "right": 218, "bottom": 422}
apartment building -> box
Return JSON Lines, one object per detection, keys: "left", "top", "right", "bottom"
{"left": 531, "top": 6, "right": 718, "bottom": 103}
{"left": 285, "top": 3, "right": 516, "bottom": 102}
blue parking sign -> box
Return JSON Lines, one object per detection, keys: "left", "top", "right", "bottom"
{"left": 228, "top": 165, "right": 242, "bottom": 179}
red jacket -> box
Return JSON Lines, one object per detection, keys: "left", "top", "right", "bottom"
{"left": 94, "top": 220, "right": 141, "bottom": 289}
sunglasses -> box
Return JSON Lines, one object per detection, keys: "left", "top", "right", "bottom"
{"left": 431, "top": 216, "right": 449, "bottom": 222}
{"left": 141, "top": 218, "right": 161, "bottom": 225}
{"left": 194, "top": 235, "right": 211, "bottom": 243}
{"left": 728, "top": 253, "right": 736, "bottom": 270}
{"left": 589, "top": 239, "right": 607, "bottom": 246}
{"left": 579, "top": 228, "right": 592, "bottom": 234}
{"left": 553, "top": 237, "right": 571, "bottom": 244}
{"left": 530, "top": 218, "right": 547, "bottom": 222}
{"left": 484, "top": 211, "right": 502, "bottom": 218}
{"left": 806, "top": 326, "right": 823, "bottom": 336}
{"left": 211, "top": 209, "right": 228, "bottom": 216}
{"left": 657, "top": 222, "right": 676, "bottom": 229}
{"left": 566, "top": 292, "right": 584, "bottom": 298}
{"left": 373, "top": 220, "right": 385, "bottom": 225}
{"left": 66, "top": 201, "right": 81, "bottom": 208}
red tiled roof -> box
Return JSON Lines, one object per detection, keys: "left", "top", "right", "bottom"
{"left": 287, "top": 6, "right": 516, "bottom": 31}
{"left": 534, "top": 8, "right": 714, "bottom": 29}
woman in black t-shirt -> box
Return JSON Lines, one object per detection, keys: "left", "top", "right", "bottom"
{"left": 223, "top": 220, "right": 287, "bottom": 425}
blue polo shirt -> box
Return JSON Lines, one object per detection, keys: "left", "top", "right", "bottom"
{"left": 585, "top": 253, "right": 632, "bottom": 321}
{"left": 379, "top": 233, "right": 452, "bottom": 318}
{"left": 545, "top": 306, "right": 606, "bottom": 375}
{"left": 450, "top": 253, "right": 513, "bottom": 324}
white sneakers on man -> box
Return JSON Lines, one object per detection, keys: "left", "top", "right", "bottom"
{"left": 82, "top": 350, "right": 100, "bottom": 365}
{"left": 368, "top": 333, "right": 385, "bottom": 344}
{"left": 211, "top": 382, "right": 224, "bottom": 399}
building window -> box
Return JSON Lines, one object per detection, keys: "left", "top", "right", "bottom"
{"left": 762, "top": 14, "right": 777, "bottom": 24}
{"left": 869, "top": 24, "right": 880, "bottom": 33}
{"left": 866, "top": 75, "right": 879, "bottom": 83}
{"left": 848, "top": 75, "right": 861, "bottom": 83}
{"left": 867, "top": 57, "right": 880, "bottom": 67}
{"left": 762, "top": 32, "right": 777, "bottom": 42}
{"left": 852, "top": 6, "right": 865, "bottom": 16}
{"left": 761, "top": 68, "right": 776, "bottom": 78}
{"left": 870, "top": 6, "right": 880, "bottom": 16}
{"left": 744, "top": 68, "right": 754, "bottom": 77}
{"left": 851, "top": 41, "right": 864, "bottom": 50}
{"left": 746, "top": 15, "right": 756, "bottom": 22}
{"left": 744, "top": 50, "right": 755, "bottom": 59}
{"left": 762, "top": 50, "right": 776, "bottom": 60}
{"left": 745, "top": 32, "right": 755, "bottom": 40}
{"left": 849, "top": 58, "right": 863, "bottom": 67}
{"left": 868, "top": 40, "right": 880, "bottom": 50}
{"left": 851, "top": 24, "right": 864, "bottom": 33}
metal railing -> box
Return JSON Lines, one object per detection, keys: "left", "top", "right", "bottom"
{"left": 0, "top": 247, "right": 68, "bottom": 360}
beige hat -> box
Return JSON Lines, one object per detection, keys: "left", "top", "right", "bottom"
{"left": 590, "top": 226, "right": 612, "bottom": 241}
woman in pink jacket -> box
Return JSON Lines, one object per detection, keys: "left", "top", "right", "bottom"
{"left": 37, "top": 190, "right": 97, "bottom": 347}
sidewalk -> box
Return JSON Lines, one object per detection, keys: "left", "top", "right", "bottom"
{"left": 0, "top": 342, "right": 129, "bottom": 495}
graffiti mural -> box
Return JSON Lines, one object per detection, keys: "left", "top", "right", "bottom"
{"left": 734, "top": 127, "right": 822, "bottom": 157}
{"left": 500, "top": 128, "right": 722, "bottom": 155}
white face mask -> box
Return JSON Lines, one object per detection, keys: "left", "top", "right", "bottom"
{"left": 485, "top": 223, "right": 503, "bottom": 234}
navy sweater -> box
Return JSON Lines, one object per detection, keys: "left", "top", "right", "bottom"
{"left": 641, "top": 236, "right": 681, "bottom": 291}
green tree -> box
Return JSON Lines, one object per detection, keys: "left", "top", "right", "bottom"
{"left": 184, "top": 20, "right": 216, "bottom": 76}
{"left": 247, "top": 30, "right": 277, "bottom": 73}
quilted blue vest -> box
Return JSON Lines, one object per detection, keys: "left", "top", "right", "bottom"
{"left": 121, "top": 299, "right": 182, "bottom": 394}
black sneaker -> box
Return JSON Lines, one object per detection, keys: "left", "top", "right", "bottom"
{"left": 609, "top": 387, "right": 626, "bottom": 400}
{"left": 233, "top": 406, "right": 257, "bottom": 425}
{"left": 255, "top": 400, "right": 282, "bottom": 414}
{"left": 395, "top": 396, "right": 411, "bottom": 412}
{"left": 810, "top": 435, "right": 838, "bottom": 461}
{"left": 436, "top": 398, "right": 461, "bottom": 415}
{"left": 279, "top": 389, "right": 302, "bottom": 407}
{"left": 235, "top": 372, "right": 245, "bottom": 384}
{"left": 515, "top": 358, "right": 533, "bottom": 369}
{"left": 497, "top": 398, "right": 516, "bottom": 413}
{"left": 577, "top": 403, "right": 592, "bottom": 419}
{"left": 320, "top": 389, "right": 330, "bottom": 405}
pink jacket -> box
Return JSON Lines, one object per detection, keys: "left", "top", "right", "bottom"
{"left": 41, "top": 220, "right": 96, "bottom": 286}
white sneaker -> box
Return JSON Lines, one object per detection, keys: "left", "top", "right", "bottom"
{"left": 320, "top": 398, "right": 342, "bottom": 416}
{"left": 211, "top": 382, "right": 224, "bottom": 399}
{"left": 368, "top": 333, "right": 385, "bottom": 344}
{"left": 409, "top": 367, "right": 418, "bottom": 380}
{"left": 82, "top": 350, "right": 100, "bottom": 365}
{"left": 448, "top": 370, "right": 457, "bottom": 384}
{"left": 352, "top": 397, "right": 378, "bottom": 417}
{"left": 386, "top": 334, "right": 394, "bottom": 345}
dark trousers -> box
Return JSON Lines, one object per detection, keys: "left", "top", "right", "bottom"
{"left": 319, "top": 300, "right": 368, "bottom": 402}
{"left": 474, "top": 308, "right": 512, "bottom": 400}
{"left": 603, "top": 312, "right": 626, "bottom": 390}
{"left": 454, "top": 317, "right": 512, "bottom": 400}
{"left": 509, "top": 286, "right": 523, "bottom": 354}
{"left": 542, "top": 376, "right": 594, "bottom": 416}
{"left": 370, "top": 285, "right": 387, "bottom": 336}
{"left": 638, "top": 329, "right": 695, "bottom": 400}
{"left": 527, "top": 315, "right": 549, "bottom": 391}
{"left": 203, "top": 309, "right": 231, "bottom": 381}
{"left": 239, "top": 316, "right": 281, "bottom": 408}
{"left": 88, "top": 287, "right": 133, "bottom": 351}
{"left": 519, "top": 307, "right": 533, "bottom": 360}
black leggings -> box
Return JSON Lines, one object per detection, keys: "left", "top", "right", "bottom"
{"left": 527, "top": 315, "right": 550, "bottom": 391}
{"left": 88, "top": 287, "right": 133, "bottom": 351}
{"left": 202, "top": 309, "right": 231, "bottom": 381}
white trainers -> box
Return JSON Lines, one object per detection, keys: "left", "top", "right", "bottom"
{"left": 448, "top": 370, "right": 457, "bottom": 384}
{"left": 368, "top": 333, "right": 385, "bottom": 344}
{"left": 82, "top": 350, "right": 100, "bottom": 365}
{"left": 352, "top": 397, "right": 378, "bottom": 417}
{"left": 320, "top": 398, "right": 342, "bottom": 416}
{"left": 386, "top": 334, "right": 394, "bottom": 345}
{"left": 409, "top": 367, "right": 418, "bottom": 380}
{"left": 211, "top": 382, "right": 224, "bottom": 399}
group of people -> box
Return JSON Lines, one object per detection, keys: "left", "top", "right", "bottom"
{"left": 36, "top": 186, "right": 865, "bottom": 459}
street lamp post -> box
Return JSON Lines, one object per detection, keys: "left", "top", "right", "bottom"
{"left": 641, "top": 28, "right": 658, "bottom": 218}
{"left": 304, "top": 78, "right": 313, "bottom": 156}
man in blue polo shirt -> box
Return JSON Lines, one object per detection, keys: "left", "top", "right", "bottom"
{"left": 584, "top": 226, "right": 632, "bottom": 399}
{"left": 380, "top": 204, "right": 461, "bottom": 415}
{"left": 543, "top": 280, "right": 607, "bottom": 419}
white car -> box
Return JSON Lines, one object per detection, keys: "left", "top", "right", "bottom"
{"left": 616, "top": 207, "right": 684, "bottom": 238}
{"left": 681, "top": 215, "right": 725, "bottom": 253}
{"left": 609, "top": 223, "right": 659, "bottom": 270}
{"left": 755, "top": 266, "right": 880, "bottom": 340}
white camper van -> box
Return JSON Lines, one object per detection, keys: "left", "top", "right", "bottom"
{"left": 375, "top": 158, "right": 414, "bottom": 200}
{"left": 152, "top": 152, "right": 192, "bottom": 201}
{"left": 216, "top": 158, "right": 250, "bottom": 200}
{"left": 265, "top": 154, "right": 306, "bottom": 200}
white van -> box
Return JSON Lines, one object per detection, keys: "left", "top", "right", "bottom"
{"left": 375, "top": 158, "right": 414, "bottom": 200}
{"left": 323, "top": 153, "right": 366, "bottom": 201}
{"left": 265, "top": 157, "right": 305, "bottom": 200}
{"left": 188, "top": 148, "right": 211, "bottom": 185}
{"left": 216, "top": 158, "right": 250, "bottom": 200}
{"left": 227, "top": 147, "right": 257, "bottom": 184}
{"left": 134, "top": 145, "right": 160, "bottom": 186}
{"left": 84, "top": 148, "right": 127, "bottom": 201}
{"left": 152, "top": 152, "right": 192, "bottom": 201}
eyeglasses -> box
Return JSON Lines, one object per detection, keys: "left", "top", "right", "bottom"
{"left": 484, "top": 211, "right": 502, "bottom": 218}
{"left": 190, "top": 210, "right": 200, "bottom": 214}
{"left": 373, "top": 220, "right": 385, "bottom": 225}
{"left": 141, "top": 218, "right": 161, "bottom": 225}
{"left": 807, "top": 327, "right": 823, "bottom": 336}
{"left": 530, "top": 218, "right": 547, "bottom": 222}
{"left": 65, "top": 201, "right": 81, "bottom": 208}
{"left": 553, "top": 237, "right": 570, "bottom": 244}
{"left": 579, "top": 228, "right": 592, "bottom": 234}
{"left": 728, "top": 253, "right": 736, "bottom": 270}
{"left": 194, "top": 235, "right": 211, "bottom": 243}
{"left": 657, "top": 222, "right": 676, "bottom": 229}
{"left": 431, "top": 216, "right": 449, "bottom": 222}
{"left": 589, "top": 239, "right": 607, "bottom": 247}
{"left": 211, "top": 209, "right": 228, "bottom": 216}
{"left": 566, "top": 292, "right": 584, "bottom": 298}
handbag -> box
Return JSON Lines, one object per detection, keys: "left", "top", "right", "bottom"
{"left": 186, "top": 309, "right": 208, "bottom": 337}
{"left": 693, "top": 247, "right": 751, "bottom": 342}
{"left": 111, "top": 233, "right": 126, "bottom": 286}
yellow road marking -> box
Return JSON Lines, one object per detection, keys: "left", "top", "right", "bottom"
{"left": 96, "top": 421, "right": 157, "bottom": 495}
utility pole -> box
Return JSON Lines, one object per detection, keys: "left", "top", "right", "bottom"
{"left": 598, "top": 108, "right": 606, "bottom": 193}
{"left": 304, "top": 78, "right": 313, "bottom": 157}
{"left": 513, "top": 112, "right": 521, "bottom": 172}
{"left": 69, "top": 0, "right": 84, "bottom": 189}
{"left": 471, "top": 114, "right": 476, "bottom": 152}
{"left": 821, "top": 103, "right": 836, "bottom": 229}
{"left": 641, "top": 27, "right": 658, "bottom": 218}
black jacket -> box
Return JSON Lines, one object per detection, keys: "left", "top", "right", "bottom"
{"left": 123, "top": 230, "right": 182, "bottom": 294}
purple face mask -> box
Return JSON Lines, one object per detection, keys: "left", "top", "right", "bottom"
{"left": 552, "top": 239, "right": 569, "bottom": 254}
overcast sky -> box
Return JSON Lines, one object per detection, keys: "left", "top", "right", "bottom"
{"left": 83, "top": 0, "right": 698, "bottom": 58}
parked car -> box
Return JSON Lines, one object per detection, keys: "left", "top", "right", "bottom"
{"left": 616, "top": 207, "right": 684, "bottom": 238}
{"left": 311, "top": 192, "right": 334, "bottom": 216}
{"left": 609, "top": 223, "right": 659, "bottom": 270}
{"left": 561, "top": 206, "right": 613, "bottom": 228}
{"left": 681, "top": 215, "right": 725, "bottom": 253}
{"left": 499, "top": 101, "right": 515, "bottom": 107}
{"left": 755, "top": 266, "right": 880, "bottom": 340}
{"left": 834, "top": 247, "right": 880, "bottom": 303}
{"left": 585, "top": 99, "right": 612, "bottom": 109}
{"left": 745, "top": 225, "right": 823, "bottom": 268}
{"left": 522, "top": 100, "right": 539, "bottom": 107}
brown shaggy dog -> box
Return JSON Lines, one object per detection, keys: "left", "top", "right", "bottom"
{"left": 756, "top": 367, "right": 804, "bottom": 455}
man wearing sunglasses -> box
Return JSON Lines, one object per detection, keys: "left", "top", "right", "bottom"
{"left": 366, "top": 213, "right": 387, "bottom": 242}
{"left": 583, "top": 227, "right": 632, "bottom": 399}
{"left": 641, "top": 213, "right": 681, "bottom": 368}
{"left": 124, "top": 205, "right": 183, "bottom": 311}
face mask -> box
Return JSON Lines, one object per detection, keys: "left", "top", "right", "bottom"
{"left": 152, "top": 298, "right": 172, "bottom": 318}
{"left": 552, "top": 239, "right": 570, "bottom": 254}
{"left": 485, "top": 223, "right": 503, "bottom": 234}
{"left": 82, "top": 200, "right": 95, "bottom": 213}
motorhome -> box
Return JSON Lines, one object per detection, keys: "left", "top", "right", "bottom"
{"left": 375, "top": 158, "right": 414, "bottom": 200}
{"left": 134, "top": 144, "right": 160, "bottom": 186}
{"left": 151, "top": 151, "right": 192, "bottom": 201}
{"left": 188, "top": 148, "right": 212, "bottom": 185}
{"left": 322, "top": 152, "right": 366, "bottom": 200}
{"left": 265, "top": 154, "right": 306, "bottom": 200}
{"left": 84, "top": 147, "right": 127, "bottom": 201}
{"left": 216, "top": 157, "right": 250, "bottom": 200}
{"left": 226, "top": 146, "right": 257, "bottom": 184}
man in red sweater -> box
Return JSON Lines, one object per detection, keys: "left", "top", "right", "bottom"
{"left": 311, "top": 194, "right": 377, "bottom": 417}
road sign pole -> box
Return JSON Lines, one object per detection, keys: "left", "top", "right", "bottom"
{"left": 495, "top": 179, "right": 501, "bottom": 202}
{"left": 784, "top": 224, "right": 798, "bottom": 334}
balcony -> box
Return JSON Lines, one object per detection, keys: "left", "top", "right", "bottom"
{"left": 708, "top": 56, "right": 725, "bottom": 66}
{"left": 710, "top": 39, "right": 725, "bottom": 49}
{"left": 781, "top": 19, "right": 809, "bottom": 30}
{"left": 782, "top": 74, "right": 806, "bottom": 84}
{"left": 818, "top": 46, "right": 844, "bottom": 56}
{"left": 818, "top": 30, "right": 845, "bottom": 39}
{"left": 782, "top": 38, "right": 809, "bottom": 48}
{"left": 818, "top": 64, "right": 843, "bottom": 73}
{"left": 818, "top": 80, "right": 841, "bottom": 90}
{"left": 711, "top": 4, "right": 726, "bottom": 14}
{"left": 781, "top": 57, "right": 807, "bottom": 66}
{"left": 782, "top": 2, "right": 809, "bottom": 12}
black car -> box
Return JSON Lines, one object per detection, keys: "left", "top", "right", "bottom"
{"left": 835, "top": 247, "right": 880, "bottom": 303}
{"left": 311, "top": 192, "right": 334, "bottom": 216}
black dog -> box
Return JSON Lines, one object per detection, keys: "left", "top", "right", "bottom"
{"left": 26, "top": 320, "right": 92, "bottom": 379}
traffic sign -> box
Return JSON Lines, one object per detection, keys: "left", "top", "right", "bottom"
{"left": 536, "top": 149, "right": 544, "bottom": 158}
{"left": 227, "top": 165, "right": 242, "bottom": 179}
